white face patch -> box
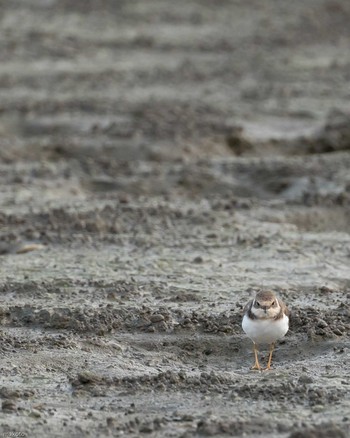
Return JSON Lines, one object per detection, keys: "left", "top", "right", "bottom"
{"left": 251, "top": 300, "right": 281, "bottom": 319}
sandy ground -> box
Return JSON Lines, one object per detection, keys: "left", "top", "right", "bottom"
{"left": 0, "top": 0, "right": 350, "bottom": 437}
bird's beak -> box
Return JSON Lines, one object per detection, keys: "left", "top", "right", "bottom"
{"left": 262, "top": 306, "right": 268, "bottom": 313}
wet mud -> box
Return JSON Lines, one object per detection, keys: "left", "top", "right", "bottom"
{"left": 0, "top": 0, "right": 349, "bottom": 437}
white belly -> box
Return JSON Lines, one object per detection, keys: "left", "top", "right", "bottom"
{"left": 242, "top": 314, "right": 289, "bottom": 345}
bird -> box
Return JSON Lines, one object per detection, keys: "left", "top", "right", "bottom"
{"left": 242, "top": 290, "right": 289, "bottom": 371}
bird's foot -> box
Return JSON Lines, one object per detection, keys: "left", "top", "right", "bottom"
{"left": 251, "top": 364, "right": 263, "bottom": 371}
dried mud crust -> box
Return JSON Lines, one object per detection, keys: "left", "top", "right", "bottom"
{"left": 0, "top": 286, "right": 349, "bottom": 339}
{"left": 70, "top": 368, "right": 346, "bottom": 407}
{"left": 289, "top": 423, "right": 348, "bottom": 438}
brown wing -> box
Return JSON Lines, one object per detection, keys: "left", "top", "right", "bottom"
{"left": 278, "top": 297, "right": 290, "bottom": 317}
{"left": 242, "top": 299, "right": 253, "bottom": 315}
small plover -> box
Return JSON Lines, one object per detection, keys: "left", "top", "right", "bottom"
{"left": 242, "top": 290, "right": 289, "bottom": 371}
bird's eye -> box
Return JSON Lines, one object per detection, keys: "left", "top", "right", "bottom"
{"left": 272, "top": 301, "right": 275, "bottom": 306}
{"left": 255, "top": 301, "right": 260, "bottom": 307}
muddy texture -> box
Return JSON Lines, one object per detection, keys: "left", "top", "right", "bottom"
{"left": 0, "top": 0, "right": 350, "bottom": 437}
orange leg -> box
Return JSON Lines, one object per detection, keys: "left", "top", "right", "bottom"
{"left": 264, "top": 343, "right": 275, "bottom": 370}
{"left": 251, "top": 343, "right": 262, "bottom": 371}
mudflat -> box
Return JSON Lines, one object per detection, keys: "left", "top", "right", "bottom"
{"left": 0, "top": 1, "right": 349, "bottom": 437}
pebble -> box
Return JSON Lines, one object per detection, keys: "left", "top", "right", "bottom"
{"left": 29, "top": 409, "right": 42, "bottom": 418}
{"left": 139, "top": 423, "right": 154, "bottom": 433}
{"left": 298, "top": 375, "right": 314, "bottom": 385}
{"left": 192, "top": 256, "right": 203, "bottom": 264}
{"left": 317, "top": 319, "right": 328, "bottom": 328}
{"left": 332, "top": 328, "right": 343, "bottom": 336}
{"left": 2, "top": 399, "right": 17, "bottom": 412}
{"left": 16, "top": 243, "right": 45, "bottom": 254}
{"left": 150, "top": 314, "right": 165, "bottom": 323}
{"left": 77, "top": 371, "right": 100, "bottom": 384}
{"left": 312, "top": 404, "right": 325, "bottom": 413}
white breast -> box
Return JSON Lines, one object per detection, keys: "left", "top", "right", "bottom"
{"left": 242, "top": 314, "right": 289, "bottom": 345}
